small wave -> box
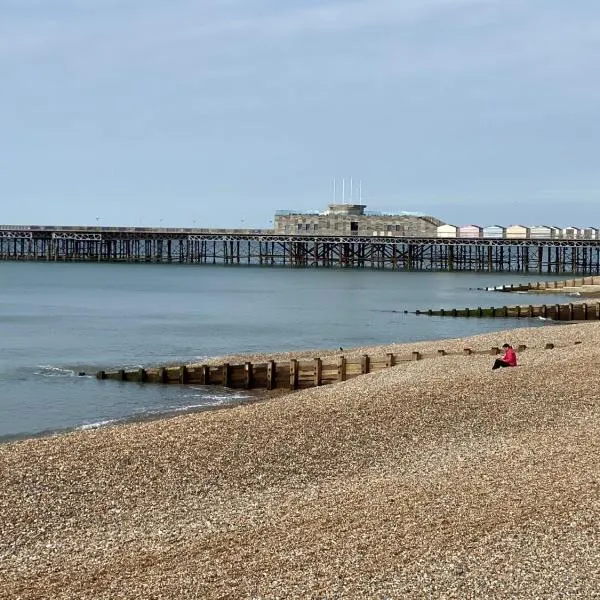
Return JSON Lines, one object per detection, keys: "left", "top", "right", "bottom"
{"left": 36, "top": 365, "right": 76, "bottom": 377}
{"left": 129, "top": 397, "right": 243, "bottom": 421}
{"left": 185, "top": 387, "right": 249, "bottom": 400}
{"left": 77, "top": 419, "right": 118, "bottom": 431}
{"left": 170, "top": 399, "right": 231, "bottom": 412}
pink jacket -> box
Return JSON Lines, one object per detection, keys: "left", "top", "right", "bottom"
{"left": 503, "top": 347, "right": 517, "bottom": 366}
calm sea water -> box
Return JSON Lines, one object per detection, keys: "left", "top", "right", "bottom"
{"left": 0, "top": 262, "right": 571, "bottom": 441}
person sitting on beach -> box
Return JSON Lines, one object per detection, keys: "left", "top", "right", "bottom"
{"left": 492, "top": 343, "right": 517, "bottom": 370}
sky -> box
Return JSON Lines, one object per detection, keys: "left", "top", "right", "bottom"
{"left": 1, "top": 0, "right": 600, "bottom": 228}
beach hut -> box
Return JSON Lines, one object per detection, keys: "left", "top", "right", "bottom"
{"left": 482, "top": 225, "right": 506, "bottom": 239}
{"left": 549, "top": 226, "right": 562, "bottom": 239}
{"left": 437, "top": 224, "right": 459, "bottom": 238}
{"left": 458, "top": 225, "right": 483, "bottom": 238}
{"left": 582, "top": 227, "right": 599, "bottom": 240}
{"left": 529, "top": 225, "right": 553, "bottom": 239}
{"left": 562, "top": 226, "right": 581, "bottom": 240}
{"left": 505, "top": 225, "right": 530, "bottom": 239}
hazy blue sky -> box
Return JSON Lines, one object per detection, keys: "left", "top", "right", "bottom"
{"left": 1, "top": 0, "right": 599, "bottom": 227}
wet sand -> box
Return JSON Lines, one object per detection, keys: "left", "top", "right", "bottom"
{"left": 1, "top": 322, "right": 599, "bottom": 599}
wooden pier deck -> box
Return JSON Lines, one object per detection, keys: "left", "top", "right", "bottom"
{"left": 4, "top": 225, "right": 600, "bottom": 272}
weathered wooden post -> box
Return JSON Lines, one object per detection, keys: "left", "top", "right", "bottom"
{"left": 437, "top": 349, "right": 447, "bottom": 356}
{"left": 412, "top": 351, "right": 422, "bottom": 361}
{"left": 179, "top": 365, "right": 188, "bottom": 385}
{"left": 337, "top": 356, "right": 347, "bottom": 382}
{"left": 118, "top": 369, "right": 126, "bottom": 381}
{"left": 200, "top": 365, "right": 210, "bottom": 385}
{"left": 361, "top": 355, "right": 370, "bottom": 374}
{"left": 386, "top": 353, "right": 396, "bottom": 367}
{"left": 159, "top": 367, "right": 167, "bottom": 384}
{"left": 266, "top": 360, "right": 276, "bottom": 390}
{"left": 221, "top": 363, "right": 230, "bottom": 387}
{"left": 314, "top": 358, "right": 323, "bottom": 387}
{"left": 463, "top": 348, "right": 473, "bottom": 356}
{"left": 138, "top": 367, "right": 146, "bottom": 383}
{"left": 244, "top": 362, "right": 254, "bottom": 390}
{"left": 289, "top": 359, "right": 298, "bottom": 389}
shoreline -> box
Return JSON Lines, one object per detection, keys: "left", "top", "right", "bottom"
{"left": 2, "top": 319, "right": 579, "bottom": 446}
{"left": 2, "top": 319, "right": 599, "bottom": 597}
{"left": 0, "top": 387, "right": 280, "bottom": 446}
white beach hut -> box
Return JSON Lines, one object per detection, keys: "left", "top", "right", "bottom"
{"left": 505, "top": 225, "right": 530, "bottom": 239}
{"left": 529, "top": 225, "right": 553, "bottom": 239}
{"left": 437, "top": 224, "right": 459, "bottom": 238}
{"left": 562, "top": 226, "right": 581, "bottom": 240}
{"left": 482, "top": 225, "right": 506, "bottom": 239}
{"left": 549, "top": 226, "right": 562, "bottom": 239}
{"left": 582, "top": 227, "right": 599, "bottom": 240}
{"left": 458, "top": 225, "right": 483, "bottom": 238}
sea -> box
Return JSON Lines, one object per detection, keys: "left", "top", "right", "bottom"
{"left": 0, "top": 261, "right": 572, "bottom": 442}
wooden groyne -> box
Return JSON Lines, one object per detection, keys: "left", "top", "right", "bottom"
{"left": 414, "top": 301, "right": 600, "bottom": 321}
{"left": 96, "top": 341, "right": 572, "bottom": 391}
{"left": 97, "top": 353, "right": 424, "bottom": 390}
{"left": 482, "top": 275, "right": 600, "bottom": 292}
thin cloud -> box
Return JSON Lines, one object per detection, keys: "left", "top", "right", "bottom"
{"left": 0, "top": 0, "right": 500, "bottom": 57}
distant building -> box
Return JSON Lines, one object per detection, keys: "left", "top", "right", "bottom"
{"left": 437, "top": 224, "right": 459, "bottom": 238}
{"left": 582, "top": 227, "right": 599, "bottom": 240}
{"left": 482, "top": 225, "right": 506, "bottom": 238}
{"left": 563, "top": 226, "right": 582, "bottom": 239}
{"left": 530, "top": 225, "right": 555, "bottom": 239}
{"left": 506, "top": 224, "right": 530, "bottom": 239}
{"left": 459, "top": 225, "right": 483, "bottom": 238}
{"left": 273, "top": 204, "right": 444, "bottom": 237}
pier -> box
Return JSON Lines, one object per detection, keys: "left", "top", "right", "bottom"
{"left": 4, "top": 225, "right": 600, "bottom": 273}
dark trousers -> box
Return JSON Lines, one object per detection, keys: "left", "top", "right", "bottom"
{"left": 492, "top": 359, "right": 510, "bottom": 370}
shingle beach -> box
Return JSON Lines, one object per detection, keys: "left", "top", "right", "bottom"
{"left": 1, "top": 322, "right": 599, "bottom": 599}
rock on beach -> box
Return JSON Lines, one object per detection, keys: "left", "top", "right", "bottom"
{"left": 1, "top": 322, "right": 599, "bottom": 599}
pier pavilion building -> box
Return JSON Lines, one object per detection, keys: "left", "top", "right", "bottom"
{"left": 273, "top": 204, "right": 443, "bottom": 237}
